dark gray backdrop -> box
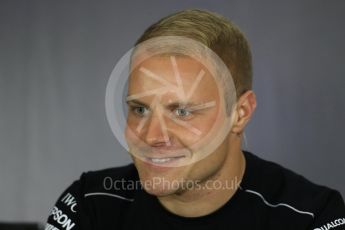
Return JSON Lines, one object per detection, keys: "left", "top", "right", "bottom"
{"left": 1, "top": 0, "right": 344, "bottom": 223}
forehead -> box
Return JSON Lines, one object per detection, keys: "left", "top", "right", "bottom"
{"left": 128, "top": 55, "right": 219, "bottom": 101}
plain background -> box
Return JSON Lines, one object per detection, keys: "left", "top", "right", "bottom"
{"left": 1, "top": 0, "right": 344, "bottom": 223}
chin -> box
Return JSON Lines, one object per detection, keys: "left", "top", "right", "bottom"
{"left": 142, "top": 182, "right": 179, "bottom": 197}
{"left": 137, "top": 171, "right": 182, "bottom": 196}
{"left": 134, "top": 162, "right": 183, "bottom": 196}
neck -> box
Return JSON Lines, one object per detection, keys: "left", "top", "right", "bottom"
{"left": 157, "top": 135, "right": 246, "bottom": 217}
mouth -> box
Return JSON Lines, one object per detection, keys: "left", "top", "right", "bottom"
{"left": 144, "top": 155, "right": 186, "bottom": 166}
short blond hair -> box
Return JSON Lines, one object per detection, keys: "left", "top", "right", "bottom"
{"left": 135, "top": 9, "right": 252, "bottom": 98}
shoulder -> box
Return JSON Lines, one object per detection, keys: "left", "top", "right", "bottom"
{"left": 78, "top": 163, "right": 139, "bottom": 199}
{"left": 45, "top": 164, "right": 139, "bottom": 230}
{"left": 243, "top": 151, "right": 331, "bottom": 196}
{"left": 241, "top": 151, "right": 345, "bottom": 227}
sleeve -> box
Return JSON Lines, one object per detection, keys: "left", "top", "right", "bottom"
{"left": 45, "top": 178, "right": 92, "bottom": 230}
{"left": 309, "top": 190, "right": 345, "bottom": 230}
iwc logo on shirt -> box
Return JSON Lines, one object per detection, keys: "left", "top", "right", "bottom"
{"left": 314, "top": 217, "right": 345, "bottom": 230}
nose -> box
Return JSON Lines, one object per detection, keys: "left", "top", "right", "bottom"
{"left": 144, "top": 108, "right": 171, "bottom": 147}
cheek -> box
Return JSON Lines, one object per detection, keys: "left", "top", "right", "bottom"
{"left": 167, "top": 109, "right": 220, "bottom": 146}
{"left": 125, "top": 120, "right": 142, "bottom": 146}
{"left": 126, "top": 115, "right": 145, "bottom": 136}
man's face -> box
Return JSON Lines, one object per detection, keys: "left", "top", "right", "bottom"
{"left": 125, "top": 54, "right": 230, "bottom": 196}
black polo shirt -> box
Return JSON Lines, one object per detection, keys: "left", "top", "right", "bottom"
{"left": 45, "top": 151, "right": 345, "bottom": 230}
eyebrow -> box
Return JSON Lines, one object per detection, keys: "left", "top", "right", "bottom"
{"left": 126, "top": 98, "right": 216, "bottom": 111}
{"left": 126, "top": 99, "right": 147, "bottom": 107}
{"left": 126, "top": 99, "right": 199, "bottom": 108}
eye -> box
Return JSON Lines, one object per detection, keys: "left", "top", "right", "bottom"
{"left": 131, "top": 106, "right": 149, "bottom": 117}
{"left": 174, "top": 108, "right": 192, "bottom": 117}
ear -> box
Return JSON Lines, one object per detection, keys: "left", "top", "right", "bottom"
{"left": 231, "top": 90, "right": 257, "bottom": 135}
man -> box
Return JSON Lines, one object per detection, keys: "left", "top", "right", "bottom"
{"left": 46, "top": 9, "right": 345, "bottom": 230}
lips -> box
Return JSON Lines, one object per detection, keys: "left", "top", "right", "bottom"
{"left": 145, "top": 155, "right": 186, "bottom": 164}
{"left": 131, "top": 144, "right": 192, "bottom": 166}
{"left": 143, "top": 146, "right": 190, "bottom": 158}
